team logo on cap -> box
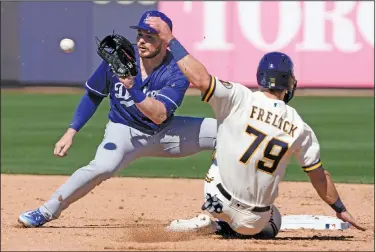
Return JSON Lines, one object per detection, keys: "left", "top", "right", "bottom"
{"left": 143, "top": 13, "right": 151, "bottom": 23}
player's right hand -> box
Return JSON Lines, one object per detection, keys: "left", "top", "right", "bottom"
{"left": 54, "top": 129, "right": 76, "bottom": 157}
{"left": 337, "top": 211, "right": 366, "bottom": 231}
{"left": 118, "top": 76, "right": 135, "bottom": 89}
{"left": 146, "top": 17, "right": 174, "bottom": 44}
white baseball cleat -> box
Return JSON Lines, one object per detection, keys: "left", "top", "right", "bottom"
{"left": 166, "top": 214, "right": 218, "bottom": 233}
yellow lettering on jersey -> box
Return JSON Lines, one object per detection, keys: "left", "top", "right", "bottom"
{"left": 289, "top": 124, "right": 298, "bottom": 137}
{"left": 265, "top": 111, "right": 273, "bottom": 124}
{"left": 249, "top": 106, "right": 298, "bottom": 137}
{"left": 250, "top": 106, "right": 258, "bottom": 119}
{"left": 257, "top": 108, "right": 265, "bottom": 121}
{"left": 283, "top": 121, "right": 290, "bottom": 133}
{"left": 271, "top": 114, "right": 279, "bottom": 128}
{"left": 277, "top": 117, "right": 284, "bottom": 130}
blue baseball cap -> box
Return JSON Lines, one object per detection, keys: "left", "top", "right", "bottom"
{"left": 130, "top": 10, "right": 173, "bottom": 34}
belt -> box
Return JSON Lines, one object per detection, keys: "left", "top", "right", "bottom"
{"left": 216, "top": 183, "right": 271, "bottom": 213}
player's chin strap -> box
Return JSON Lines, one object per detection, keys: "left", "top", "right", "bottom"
{"left": 283, "top": 76, "right": 297, "bottom": 104}
{"left": 201, "top": 193, "right": 224, "bottom": 214}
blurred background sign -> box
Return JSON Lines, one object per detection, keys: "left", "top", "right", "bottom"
{"left": 1, "top": 1, "right": 157, "bottom": 85}
{"left": 1, "top": 1, "right": 374, "bottom": 88}
{"left": 159, "top": 1, "right": 374, "bottom": 88}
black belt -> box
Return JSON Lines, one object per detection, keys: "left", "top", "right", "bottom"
{"left": 216, "top": 183, "right": 271, "bottom": 213}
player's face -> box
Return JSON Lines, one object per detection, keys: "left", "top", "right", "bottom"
{"left": 136, "top": 30, "right": 164, "bottom": 59}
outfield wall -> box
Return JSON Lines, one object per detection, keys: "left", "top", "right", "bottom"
{"left": 1, "top": 1, "right": 374, "bottom": 88}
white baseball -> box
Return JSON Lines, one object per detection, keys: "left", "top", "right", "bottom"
{"left": 60, "top": 38, "right": 75, "bottom": 53}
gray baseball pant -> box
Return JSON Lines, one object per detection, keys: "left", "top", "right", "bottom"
{"left": 40, "top": 116, "right": 217, "bottom": 219}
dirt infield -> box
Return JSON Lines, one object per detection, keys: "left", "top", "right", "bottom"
{"left": 1, "top": 174, "right": 374, "bottom": 251}
{"left": 2, "top": 86, "right": 374, "bottom": 96}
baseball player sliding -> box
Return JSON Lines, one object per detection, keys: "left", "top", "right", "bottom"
{"left": 146, "top": 17, "right": 366, "bottom": 237}
{"left": 18, "top": 10, "right": 217, "bottom": 228}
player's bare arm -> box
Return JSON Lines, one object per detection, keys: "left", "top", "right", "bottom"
{"left": 118, "top": 76, "right": 167, "bottom": 124}
{"left": 173, "top": 54, "right": 211, "bottom": 94}
{"left": 296, "top": 124, "right": 365, "bottom": 232}
{"left": 146, "top": 17, "right": 211, "bottom": 94}
{"left": 307, "top": 168, "right": 366, "bottom": 231}
{"left": 133, "top": 96, "right": 167, "bottom": 125}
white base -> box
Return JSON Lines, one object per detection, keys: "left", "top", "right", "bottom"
{"left": 281, "top": 215, "right": 351, "bottom": 230}
{"left": 165, "top": 214, "right": 215, "bottom": 232}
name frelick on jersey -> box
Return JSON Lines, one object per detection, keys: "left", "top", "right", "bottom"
{"left": 250, "top": 105, "right": 298, "bottom": 137}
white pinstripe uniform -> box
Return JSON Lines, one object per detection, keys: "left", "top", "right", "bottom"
{"left": 202, "top": 76, "right": 322, "bottom": 235}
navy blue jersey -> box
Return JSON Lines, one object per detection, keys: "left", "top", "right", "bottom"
{"left": 85, "top": 50, "right": 190, "bottom": 134}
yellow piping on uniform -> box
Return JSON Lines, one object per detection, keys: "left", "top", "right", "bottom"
{"left": 203, "top": 76, "right": 215, "bottom": 102}
{"left": 303, "top": 162, "right": 322, "bottom": 171}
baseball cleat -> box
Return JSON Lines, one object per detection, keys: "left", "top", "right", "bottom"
{"left": 18, "top": 209, "right": 50, "bottom": 228}
{"left": 166, "top": 214, "right": 217, "bottom": 232}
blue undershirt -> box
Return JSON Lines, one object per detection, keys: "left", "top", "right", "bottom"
{"left": 69, "top": 91, "right": 104, "bottom": 131}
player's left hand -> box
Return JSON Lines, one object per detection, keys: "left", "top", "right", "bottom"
{"left": 337, "top": 211, "right": 366, "bottom": 231}
{"left": 118, "top": 76, "right": 135, "bottom": 89}
{"left": 96, "top": 33, "right": 138, "bottom": 78}
{"left": 145, "top": 17, "right": 174, "bottom": 43}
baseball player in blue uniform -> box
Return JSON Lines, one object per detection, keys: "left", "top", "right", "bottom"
{"left": 18, "top": 10, "right": 217, "bottom": 228}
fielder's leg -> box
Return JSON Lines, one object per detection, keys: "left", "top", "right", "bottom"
{"left": 18, "top": 121, "right": 151, "bottom": 227}
{"left": 155, "top": 116, "right": 217, "bottom": 157}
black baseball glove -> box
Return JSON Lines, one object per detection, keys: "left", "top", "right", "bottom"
{"left": 96, "top": 33, "right": 138, "bottom": 78}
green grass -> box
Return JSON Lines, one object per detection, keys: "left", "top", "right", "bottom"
{"left": 1, "top": 92, "right": 374, "bottom": 184}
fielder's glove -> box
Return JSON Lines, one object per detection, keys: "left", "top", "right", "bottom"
{"left": 96, "top": 32, "right": 138, "bottom": 78}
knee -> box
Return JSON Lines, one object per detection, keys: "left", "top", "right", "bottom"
{"left": 257, "top": 206, "right": 282, "bottom": 238}
{"left": 83, "top": 161, "right": 116, "bottom": 181}
{"left": 234, "top": 226, "right": 261, "bottom": 236}
{"left": 199, "top": 118, "right": 218, "bottom": 149}
{"left": 204, "top": 118, "right": 217, "bottom": 136}
{"left": 207, "top": 117, "right": 217, "bottom": 126}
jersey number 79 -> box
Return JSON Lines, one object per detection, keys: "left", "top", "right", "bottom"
{"left": 239, "top": 125, "right": 289, "bottom": 174}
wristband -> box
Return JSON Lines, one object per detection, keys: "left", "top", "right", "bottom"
{"left": 168, "top": 38, "right": 189, "bottom": 62}
{"left": 127, "top": 86, "right": 146, "bottom": 103}
{"left": 329, "top": 198, "right": 347, "bottom": 213}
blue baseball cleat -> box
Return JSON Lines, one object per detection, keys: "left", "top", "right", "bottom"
{"left": 18, "top": 209, "right": 50, "bottom": 228}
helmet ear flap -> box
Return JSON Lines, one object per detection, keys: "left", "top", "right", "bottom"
{"left": 283, "top": 74, "right": 297, "bottom": 104}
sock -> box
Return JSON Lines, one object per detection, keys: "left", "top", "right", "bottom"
{"left": 38, "top": 205, "right": 54, "bottom": 221}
